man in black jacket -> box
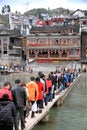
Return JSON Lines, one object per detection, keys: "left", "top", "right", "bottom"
{"left": 11, "top": 79, "right": 26, "bottom": 130}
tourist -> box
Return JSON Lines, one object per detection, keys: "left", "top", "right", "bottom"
{"left": 59, "top": 73, "right": 66, "bottom": 90}
{"left": 36, "top": 77, "right": 44, "bottom": 113}
{"left": 0, "top": 94, "right": 17, "bottom": 130}
{"left": 11, "top": 79, "right": 26, "bottom": 130}
{"left": 39, "top": 73, "right": 48, "bottom": 106}
{"left": 26, "top": 76, "right": 38, "bottom": 118}
{"left": 56, "top": 71, "right": 61, "bottom": 89}
{"left": 46, "top": 74, "right": 52, "bottom": 102}
{"left": 0, "top": 81, "right": 12, "bottom": 101}
{"left": 53, "top": 71, "right": 57, "bottom": 90}
{"left": 20, "top": 81, "right": 30, "bottom": 120}
{"left": 49, "top": 72, "right": 55, "bottom": 100}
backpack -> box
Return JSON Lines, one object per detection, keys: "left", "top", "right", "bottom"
{"left": 0, "top": 103, "right": 13, "bottom": 125}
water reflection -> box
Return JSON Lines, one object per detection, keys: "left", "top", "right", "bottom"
{"left": 32, "top": 74, "right": 87, "bottom": 130}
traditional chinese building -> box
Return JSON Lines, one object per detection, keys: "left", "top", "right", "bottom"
{"left": 0, "top": 29, "right": 22, "bottom": 66}
{"left": 25, "top": 24, "right": 81, "bottom": 67}
{"left": 81, "top": 30, "right": 87, "bottom": 70}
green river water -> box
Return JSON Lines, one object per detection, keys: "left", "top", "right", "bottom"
{"left": 32, "top": 74, "right": 87, "bottom": 130}
{"left": 0, "top": 74, "right": 87, "bottom": 130}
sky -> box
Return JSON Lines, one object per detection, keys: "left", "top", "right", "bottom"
{"left": 0, "top": 0, "right": 87, "bottom": 14}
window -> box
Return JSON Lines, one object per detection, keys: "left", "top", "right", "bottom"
{"left": 3, "top": 51, "right": 7, "bottom": 54}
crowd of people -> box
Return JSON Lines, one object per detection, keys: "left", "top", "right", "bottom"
{"left": 0, "top": 69, "right": 79, "bottom": 130}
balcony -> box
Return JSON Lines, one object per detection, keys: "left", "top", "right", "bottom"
{"left": 9, "top": 50, "right": 21, "bottom": 55}
{"left": 69, "top": 54, "right": 80, "bottom": 58}
{"left": 29, "top": 54, "right": 35, "bottom": 58}
{"left": 50, "top": 54, "right": 59, "bottom": 58}
{"left": 38, "top": 54, "right": 48, "bottom": 58}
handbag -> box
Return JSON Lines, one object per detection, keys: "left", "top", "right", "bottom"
{"left": 32, "top": 101, "right": 37, "bottom": 112}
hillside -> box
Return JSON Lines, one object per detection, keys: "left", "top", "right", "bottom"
{"left": 50, "top": 7, "right": 73, "bottom": 15}
{"left": 24, "top": 7, "right": 73, "bottom": 17}
{"left": 0, "top": 7, "right": 74, "bottom": 26}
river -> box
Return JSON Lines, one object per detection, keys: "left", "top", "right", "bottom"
{"left": 32, "top": 74, "right": 87, "bottom": 130}
{"left": 0, "top": 73, "right": 87, "bottom": 130}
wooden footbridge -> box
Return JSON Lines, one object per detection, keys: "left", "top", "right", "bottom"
{"left": 19, "top": 76, "right": 80, "bottom": 130}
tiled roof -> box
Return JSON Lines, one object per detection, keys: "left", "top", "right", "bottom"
{"left": 8, "top": 30, "right": 21, "bottom": 37}
{"left": 0, "top": 29, "right": 21, "bottom": 37}
{"left": 30, "top": 24, "right": 79, "bottom": 34}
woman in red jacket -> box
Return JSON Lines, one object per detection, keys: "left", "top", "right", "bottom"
{"left": 36, "top": 77, "right": 44, "bottom": 113}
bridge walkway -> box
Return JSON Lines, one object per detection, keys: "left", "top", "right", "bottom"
{"left": 20, "top": 76, "right": 79, "bottom": 130}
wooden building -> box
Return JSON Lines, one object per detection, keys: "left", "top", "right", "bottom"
{"left": 25, "top": 24, "right": 81, "bottom": 65}
{"left": 0, "top": 30, "right": 22, "bottom": 66}
{"left": 81, "top": 31, "right": 87, "bottom": 70}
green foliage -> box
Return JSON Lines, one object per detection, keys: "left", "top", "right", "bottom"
{"left": 0, "top": 14, "right": 9, "bottom": 26}
{"left": 1, "top": 5, "right": 11, "bottom": 14}
{"left": 50, "top": 7, "right": 72, "bottom": 16}
{"left": 24, "top": 7, "right": 73, "bottom": 17}
{"left": 25, "top": 8, "right": 48, "bottom": 17}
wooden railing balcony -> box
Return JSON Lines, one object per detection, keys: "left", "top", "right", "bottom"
{"left": 69, "top": 55, "right": 80, "bottom": 58}
{"left": 50, "top": 54, "right": 59, "bottom": 57}
{"left": 9, "top": 50, "right": 21, "bottom": 55}
{"left": 29, "top": 54, "right": 80, "bottom": 60}
{"left": 29, "top": 54, "right": 35, "bottom": 58}
{"left": 37, "top": 54, "right": 48, "bottom": 58}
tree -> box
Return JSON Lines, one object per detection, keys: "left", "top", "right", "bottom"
{"left": 66, "top": 9, "right": 70, "bottom": 14}
{"left": 2, "top": 7, "right": 4, "bottom": 14}
{"left": 7, "top": 5, "right": 11, "bottom": 12}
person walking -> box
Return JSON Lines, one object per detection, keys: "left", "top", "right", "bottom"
{"left": 46, "top": 74, "right": 52, "bottom": 102}
{"left": 26, "top": 76, "right": 38, "bottom": 118}
{"left": 20, "top": 81, "right": 30, "bottom": 120}
{"left": 60, "top": 73, "right": 66, "bottom": 90}
{"left": 49, "top": 72, "right": 55, "bottom": 100}
{"left": 39, "top": 73, "right": 48, "bottom": 107}
{"left": 0, "top": 94, "right": 17, "bottom": 130}
{"left": 11, "top": 79, "right": 26, "bottom": 130}
{"left": 36, "top": 77, "right": 44, "bottom": 113}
